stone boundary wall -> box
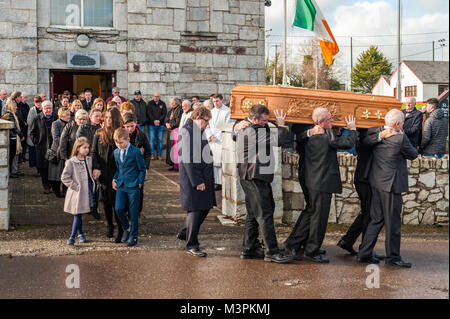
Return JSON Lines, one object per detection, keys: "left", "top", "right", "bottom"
{"left": 0, "top": 119, "right": 14, "bottom": 230}
{"left": 281, "top": 151, "right": 449, "bottom": 226}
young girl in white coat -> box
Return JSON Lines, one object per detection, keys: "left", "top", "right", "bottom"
{"left": 61, "top": 137, "right": 98, "bottom": 245}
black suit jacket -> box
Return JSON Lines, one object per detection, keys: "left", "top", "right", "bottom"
{"left": 82, "top": 99, "right": 95, "bottom": 111}
{"left": 369, "top": 133, "right": 418, "bottom": 194}
{"left": 304, "top": 129, "right": 357, "bottom": 194}
{"left": 402, "top": 108, "right": 423, "bottom": 148}
{"left": 354, "top": 126, "right": 385, "bottom": 184}
{"left": 234, "top": 119, "right": 290, "bottom": 183}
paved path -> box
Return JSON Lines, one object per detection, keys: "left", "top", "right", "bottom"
{"left": 1, "top": 160, "right": 448, "bottom": 299}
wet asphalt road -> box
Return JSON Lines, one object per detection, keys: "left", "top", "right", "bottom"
{"left": 0, "top": 239, "right": 448, "bottom": 299}
{"left": 2, "top": 161, "right": 449, "bottom": 299}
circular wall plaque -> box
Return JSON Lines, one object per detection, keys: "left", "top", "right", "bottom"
{"left": 76, "top": 34, "right": 90, "bottom": 48}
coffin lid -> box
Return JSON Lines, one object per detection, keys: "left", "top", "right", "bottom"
{"left": 229, "top": 85, "right": 402, "bottom": 129}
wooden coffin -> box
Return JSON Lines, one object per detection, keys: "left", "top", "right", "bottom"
{"left": 229, "top": 85, "right": 402, "bottom": 128}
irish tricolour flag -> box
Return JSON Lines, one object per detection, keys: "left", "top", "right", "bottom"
{"left": 293, "top": 0, "right": 339, "bottom": 65}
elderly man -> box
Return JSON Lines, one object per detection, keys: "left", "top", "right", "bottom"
{"left": 234, "top": 105, "right": 291, "bottom": 263}
{"left": 402, "top": 97, "right": 423, "bottom": 148}
{"left": 284, "top": 108, "right": 357, "bottom": 263}
{"left": 30, "top": 100, "right": 56, "bottom": 194}
{"left": 177, "top": 106, "right": 216, "bottom": 257}
{"left": 205, "top": 94, "right": 230, "bottom": 191}
{"left": 358, "top": 109, "right": 418, "bottom": 267}
{"left": 420, "top": 98, "right": 449, "bottom": 158}
{"left": 147, "top": 92, "right": 167, "bottom": 160}
{"left": 0, "top": 89, "right": 7, "bottom": 115}
{"left": 105, "top": 87, "right": 127, "bottom": 104}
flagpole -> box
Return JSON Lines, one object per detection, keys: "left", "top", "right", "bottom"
{"left": 397, "top": 0, "right": 402, "bottom": 101}
{"left": 282, "top": 0, "right": 287, "bottom": 86}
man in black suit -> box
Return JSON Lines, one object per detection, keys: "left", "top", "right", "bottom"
{"left": 284, "top": 108, "right": 357, "bottom": 263}
{"left": 358, "top": 109, "right": 418, "bottom": 267}
{"left": 337, "top": 126, "right": 397, "bottom": 256}
{"left": 82, "top": 88, "right": 95, "bottom": 111}
{"left": 402, "top": 97, "right": 423, "bottom": 148}
{"left": 234, "top": 106, "right": 291, "bottom": 263}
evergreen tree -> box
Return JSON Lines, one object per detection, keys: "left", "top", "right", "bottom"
{"left": 351, "top": 46, "right": 393, "bottom": 93}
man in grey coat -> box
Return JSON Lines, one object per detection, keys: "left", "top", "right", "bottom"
{"left": 420, "top": 98, "right": 448, "bottom": 158}
{"left": 358, "top": 109, "right": 418, "bottom": 267}
{"left": 177, "top": 106, "right": 216, "bottom": 257}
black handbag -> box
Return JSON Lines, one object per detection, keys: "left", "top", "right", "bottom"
{"left": 96, "top": 182, "right": 106, "bottom": 202}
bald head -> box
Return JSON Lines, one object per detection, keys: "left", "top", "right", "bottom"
{"left": 385, "top": 109, "right": 404, "bottom": 128}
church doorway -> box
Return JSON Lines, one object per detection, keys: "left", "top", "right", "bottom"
{"left": 50, "top": 70, "right": 116, "bottom": 101}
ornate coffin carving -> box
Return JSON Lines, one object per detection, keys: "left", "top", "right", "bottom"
{"left": 230, "top": 85, "right": 402, "bottom": 128}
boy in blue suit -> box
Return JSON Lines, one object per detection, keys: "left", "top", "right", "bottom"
{"left": 112, "top": 128, "right": 146, "bottom": 247}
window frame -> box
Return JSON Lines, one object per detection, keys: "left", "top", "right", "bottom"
{"left": 49, "top": 0, "right": 115, "bottom": 30}
{"left": 404, "top": 85, "right": 417, "bottom": 98}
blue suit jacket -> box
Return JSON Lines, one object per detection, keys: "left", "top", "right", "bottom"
{"left": 113, "top": 144, "right": 146, "bottom": 188}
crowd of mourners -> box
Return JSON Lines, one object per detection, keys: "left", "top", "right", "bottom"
{"left": 0, "top": 86, "right": 447, "bottom": 259}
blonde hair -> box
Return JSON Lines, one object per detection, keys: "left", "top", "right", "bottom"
{"left": 70, "top": 99, "right": 82, "bottom": 113}
{"left": 58, "top": 107, "right": 70, "bottom": 119}
{"left": 70, "top": 137, "right": 90, "bottom": 158}
{"left": 113, "top": 127, "right": 129, "bottom": 141}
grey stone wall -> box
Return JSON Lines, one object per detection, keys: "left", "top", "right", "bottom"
{"left": 281, "top": 151, "right": 449, "bottom": 226}
{"left": 2, "top": 0, "right": 265, "bottom": 102}
{"left": 0, "top": 0, "right": 38, "bottom": 95}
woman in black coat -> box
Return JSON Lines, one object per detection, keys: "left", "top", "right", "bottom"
{"left": 92, "top": 107, "right": 123, "bottom": 241}
{"left": 59, "top": 109, "right": 89, "bottom": 160}
{"left": 176, "top": 108, "right": 216, "bottom": 257}
{"left": 48, "top": 107, "right": 70, "bottom": 197}
{"left": 30, "top": 100, "right": 56, "bottom": 194}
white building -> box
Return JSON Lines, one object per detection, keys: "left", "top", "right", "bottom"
{"left": 371, "top": 60, "right": 449, "bottom": 103}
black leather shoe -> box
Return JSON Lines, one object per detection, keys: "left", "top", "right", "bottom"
{"left": 16, "top": 171, "right": 25, "bottom": 176}
{"left": 337, "top": 239, "right": 358, "bottom": 255}
{"left": 106, "top": 226, "right": 114, "bottom": 238}
{"left": 240, "top": 248, "right": 265, "bottom": 259}
{"left": 214, "top": 184, "right": 222, "bottom": 191}
{"left": 121, "top": 230, "right": 130, "bottom": 243}
{"left": 318, "top": 248, "right": 327, "bottom": 255}
{"left": 115, "top": 231, "right": 123, "bottom": 243}
{"left": 385, "top": 259, "right": 412, "bottom": 268}
{"left": 358, "top": 256, "right": 380, "bottom": 264}
{"left": 304, "top": 253, "right": 329, "bottom": 263}
{"left": 283, "top": 242, "right": 302, "bottom": 260}
{"left": 264, "top": 253, "right": 291, "bottom": 263}
{"left": 187, "top": 248, "right": 207, "bottom": 257}
{"left": 91, "top": 209, "right": 101, "bottom": 220}
{"left": 9, "top": 173, "right": 19, "bottom": 179}
{"left": 373, "top": 252, "right": 386, "bottom": 260}
{"left": 177, "top": 232, "right": 186, "bottom": 241}
{"left": 168, "top": 166, "right": 175, "bottom": 171}
{"left": 55, "top": 192, "right": 65, "bottom": 198}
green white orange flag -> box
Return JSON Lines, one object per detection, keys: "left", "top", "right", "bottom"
{"left": 293, "top": 0, "right": 339, "bottom": 65}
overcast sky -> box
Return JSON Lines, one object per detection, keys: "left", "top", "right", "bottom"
{"left": 265, "top": 0, "right": 449, "bottom": 85}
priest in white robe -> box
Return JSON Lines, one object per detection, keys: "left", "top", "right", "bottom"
{"left": 205, "top": 94, "right": 230, "bottom": 190}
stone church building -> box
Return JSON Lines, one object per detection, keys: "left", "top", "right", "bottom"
{"left": 0, "top": 0, "right": 266, "bottom": 101}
